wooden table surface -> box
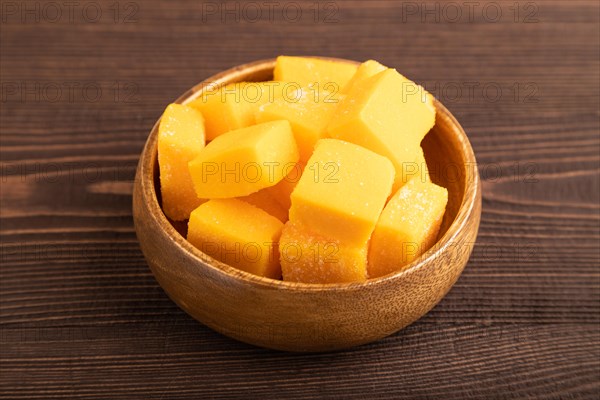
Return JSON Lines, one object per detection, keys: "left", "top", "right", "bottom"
{"left": 1, "top": 0, "right": 599, "bottom": 398}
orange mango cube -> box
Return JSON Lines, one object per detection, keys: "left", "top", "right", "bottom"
{"left": 274, "top": 56, "right": 357, "bottom": 91}
{"left": 256, "top": 87, "right": 340, "bottom": 162}
{"left": 238, "top": 189, "right": 288, "bottom": 223}
{"left": 188, "top": 120, "right": 299, "bottom": 199}
{"left": 158, "top": 103, "right": 206, "bottom": 221}
{"left": 290, "top": 139, "right": 395, "bottom": 246}
{"left": 368, "top": 178, "right": 448, "bottom": 279}
{"left": 265, "top": 162, "right": 304, "bottom": 211}
{"left": 327, "top": 69, "right": 436, "bottom": 188}
{"left": 189, "top": 82, "right": 280, "bottom": 141}
{"left": 188, "top": 199, "right": 283, "bottom": 279}
{"left": 280, "top": 223, "right": 367, "bottom": 283}
{"left": 341, "top": 59, "right": 388, "bottom": 94}
{"left": 393, "top": 147, "right": 431, "bottom": 194}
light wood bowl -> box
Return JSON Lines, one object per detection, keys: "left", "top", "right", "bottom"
{"left": 133, "top": 58, "right": 482, "bottom": 352}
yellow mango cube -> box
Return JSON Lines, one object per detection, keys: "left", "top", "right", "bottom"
{"left": 158, "top": 103, "right": 206, "bottom": 221}
{"left": 273, "top": 56, "right": 357, "bottom": 91}
{"left": 368, "top": 178, "right": 448, "bottom": 279}
{"left": 327, "top": 69, "right": 436, "bottom": 184}
{"left": 341, "top": 59, "right": 388, "bottom": 94}
{"left": 188, "top": 120, "right": 300, "bottom": 199}
{"left": 238, "top": 189, "right": 288, "bottom": 222}
{"left": 188, "top": 199, "right": 283, "bottom": 279}
{"left": 256, "top": 87, "right": 340, "bottom": 162}
{"left": 280, "top": 223, "right": 367, "bottom": 283}
{"left": 265, "top": 162, "right": 304, "bottom": 211}
{"left": 290, "top": 139, "right": 395, "bottom": 246}
{"left": 393, "top": 147, "right": 431, "bottom": 194}
{"left": 189, "top": 82, "right": 279, "bottom": 141}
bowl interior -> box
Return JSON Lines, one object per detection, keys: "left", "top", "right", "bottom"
{"left": 149, "top": 59, "right": 473, "bottom": 283}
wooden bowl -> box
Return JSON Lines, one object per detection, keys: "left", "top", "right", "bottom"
{"left": 133, "top": 58, "right": 482, "bottom": 352}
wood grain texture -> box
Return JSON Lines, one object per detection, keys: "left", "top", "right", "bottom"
{"left": 1, "top": 0, "right": 599, "bottom": 397}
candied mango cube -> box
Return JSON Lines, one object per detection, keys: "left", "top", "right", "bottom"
{"left": 238, "top": 189, "right": 288, "bottom": 222}
{"left": 158, "top": 103, "right": 206, "bottom": 221}
{"left": 274, "top": 56, "right": 357, "bottom": 91}
{"left": 189, "top": 82, "right": 278, "bottom": 141}
{"left": 188, "top": 120, "right": 299, "bottom": 199}
{"left": 327, "top": 69, "right": 436, "bottom": 188}
{"left": 368, "top": 178, "right": 448, "bottom": 279}
{"left": 256, "top": 87, "right": 340, "bottom": 162}
{"left": 280, "top": 223, "right": 367, "bottom": 283}
{"left": 393, "top": 147, "right": 431, "bottom": 193}
{"left": 341, "top": 59, "right": 387, "bottom": 94}
{"left": 265, "top": 162, "right": 304, "bottom": 211}
{"left": 290, "top": 139, "right": 395, "bottom": 246}
{"left": 188, "top": 199, "right": 283, "bottom": 279}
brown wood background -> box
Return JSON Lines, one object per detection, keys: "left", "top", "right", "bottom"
{"left": 1, "top": 0, "right": 599, "bottom": 398}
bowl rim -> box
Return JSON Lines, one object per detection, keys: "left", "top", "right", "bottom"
{"left": 136, "top": 57, "right": 480, "bottom": 292}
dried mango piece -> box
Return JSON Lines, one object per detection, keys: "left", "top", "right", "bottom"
{"left": 189, "top": 120, "right": 299, "bottom": 198}
{"left": 341, "top": 59, "right": 387, "bottom": 94}
{"left": 368, "top": 178, "right": 448, "bottom": 278}
{"left": 274, "top": 56, "right": 357, "bottom": 90}
{"left": 158, "top": 103, "right": 206, "bottom": 221}
{"left": 189, "top": 82, "right": 280, "bottom": 140}
{"left": 290, "top": 138, "right": 395, "bottom": 246}
{"left": 188, "top": 199, "right": 283, "bottom": 279}
{"left": 327, "top": 69, "right": 436, "bottom": 189}
{"left": 238, "top": 189, "right": 288, "bottom": 223}
{"left": 256, "top": 87, "right": 340, "bottom": 162}
{"left": 280, "top": 223, "right": 367, "bottom": 283}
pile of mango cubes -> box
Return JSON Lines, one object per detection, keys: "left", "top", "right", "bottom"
{"left": 157, "top": 56, "right": 448, "bottom": 283}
